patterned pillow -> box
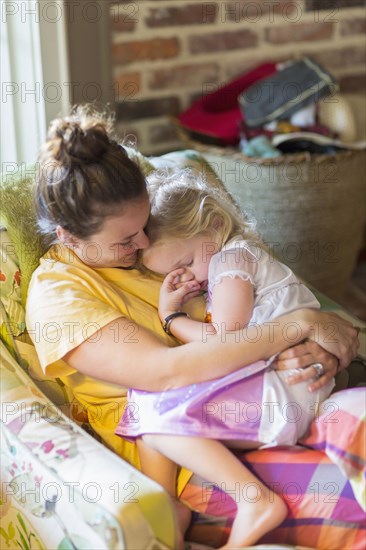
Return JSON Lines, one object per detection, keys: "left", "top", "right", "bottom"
{"left": 299, "top": 388, "right": 366, "bottom": 511}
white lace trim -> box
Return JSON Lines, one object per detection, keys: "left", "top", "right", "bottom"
{"left": 210, "top": 270, "right": 255, "bottom": 289}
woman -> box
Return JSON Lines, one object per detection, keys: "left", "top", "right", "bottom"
{"left": 26, "top": 105, "right": 358, "bottom": 531}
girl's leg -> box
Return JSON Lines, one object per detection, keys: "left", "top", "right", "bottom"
{"left": 137, "top": 437, "right": 177, "bottom": 494}
{"left": 142, "top": 434, "right": 287, "bottom": 548}
{"left": 136, "top": 438, "right": 192, "bottom": 546}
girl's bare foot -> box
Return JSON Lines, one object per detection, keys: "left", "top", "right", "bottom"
{"left": 221, "top": 487, "right": 287, "bottom": 548}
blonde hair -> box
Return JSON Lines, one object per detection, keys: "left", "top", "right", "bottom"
{"left": 35, "top": 104, "right": 147, "bottom": 241}
{"left": 146, "top": 168, "right": 260, "bottom": 248}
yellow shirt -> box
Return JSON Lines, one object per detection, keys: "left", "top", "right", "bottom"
{"left": 26, "top": 244, "right": 206, "bottom": 491}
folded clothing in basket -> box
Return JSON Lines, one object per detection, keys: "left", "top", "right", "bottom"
{"left": 177, "top": 62, "right": 277, "bottom": 146}
{"left": 238, "top": 57, "right": 338, "bottom": 128}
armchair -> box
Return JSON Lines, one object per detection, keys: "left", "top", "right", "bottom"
{"left": 1, "top": 149, "right": 365, "bottom": 550}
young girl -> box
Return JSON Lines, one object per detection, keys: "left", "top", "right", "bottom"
{"left": 116, "top": 168, "right": 335, "bottom": 548}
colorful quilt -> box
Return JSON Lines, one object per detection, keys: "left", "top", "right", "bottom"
{"left": 183, "top": 444, "right": 366, "bottom": 549}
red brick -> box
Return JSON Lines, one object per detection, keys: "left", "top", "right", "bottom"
{"left": 116, "top": 96, "right": 181, "bottom": 121}
{"left": 265, "top": 22, "right": 334, "bottom": 44}
{"left": 224, "top": 58, "right": 279, "bottom": 81}
{"left": 113, "top": 38, "right": 180, "bottom": 65}
{"left": 221, "top": 0, "right": 301, "bottom": 23}
{"left": 189, "top": 29, "right": 258, "bottom": 54}
{"left": 148, "top": 63, "right": 219, "bottom": 90}
{"left": 339, "top": 74, "right": 366, "bottom": 93}
{"left": 310, "top": 47, "right": 366, "bottom": 70}
{"left": 110, "top": 2, "right": 139, "bottom": 32}
{"left": 113, "top": 72, "right": 141, "bottom": 102}
{"left": 341, "top": 18, "right": 366, "bottom": 36}
{"left": 145, "top": 4, "right": 217, "bottom": 27}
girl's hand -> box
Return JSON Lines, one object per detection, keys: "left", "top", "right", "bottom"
{"left": 272, "top": 340, "right": 339, "bottom": 392}
{"left": 158, "top": 268, "right": 201, "bottom": 320}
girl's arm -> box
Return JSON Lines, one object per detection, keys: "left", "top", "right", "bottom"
{"left": 157, "top": 268, "right": 214, "bottom": 343}
{"left": 158, "top": 269, "right": 254, "bottom": 343}
{"left": 209, "top": 275, "right": 254, "bottom": 330}
{"left": 63, "top": 309, "right": 359, "bottom": 392}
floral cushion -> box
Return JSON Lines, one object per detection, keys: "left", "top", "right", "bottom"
{"left": 0, "top": 341, "right": 176, "bottom": 550}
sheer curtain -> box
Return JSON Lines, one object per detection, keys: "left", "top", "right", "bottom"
{"left": 1, "top": 0, "right": 70, "bottom": 170}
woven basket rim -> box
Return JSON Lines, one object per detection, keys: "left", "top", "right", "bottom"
{"left": 172, "top": 117, "right": 364, "bottom": 166}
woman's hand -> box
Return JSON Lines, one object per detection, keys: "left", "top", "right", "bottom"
{"left": 158, "top": 268, "right": 201, "bottom": 321}
{"left": 272, "top": 308, "right": 360, "bottom": 392}
{"left": 272, "top": 340, "right": 339, "bottom": 392}
{"left": 303, "top": 310, "right": 359, "bottom": 368}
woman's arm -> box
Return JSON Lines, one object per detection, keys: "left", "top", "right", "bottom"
{"left": 63, "top": 309, "right": 359, "bottom": 392}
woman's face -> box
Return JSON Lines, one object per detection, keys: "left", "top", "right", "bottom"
{"left": 70, "top": 195, "right": 151, "bottom": 268}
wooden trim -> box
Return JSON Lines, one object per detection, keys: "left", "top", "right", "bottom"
{"left": 64, "top": 0, "right": 114, "bottom": 108}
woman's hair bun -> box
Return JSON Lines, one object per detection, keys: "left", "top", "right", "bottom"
{"left": 46, "top": 105, "right": 114, "bottom": 164}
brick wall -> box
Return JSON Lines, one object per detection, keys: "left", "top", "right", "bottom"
{"left": 111, "top": 0, "right": 366, "bottom": 155}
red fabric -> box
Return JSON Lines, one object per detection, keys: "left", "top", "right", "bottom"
{"left": 178, "top": 63, "right": 277, "bottom": 146}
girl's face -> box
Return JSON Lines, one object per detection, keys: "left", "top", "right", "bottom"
{"left": 64, "top": 195, "right": 151, "bottom": 268}
{"left": 143, "top": 233, "right": 220, "bottom": 289}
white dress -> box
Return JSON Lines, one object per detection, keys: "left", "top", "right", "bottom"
{"left": 207, "top": 236, "right": 320, "bottom": 325}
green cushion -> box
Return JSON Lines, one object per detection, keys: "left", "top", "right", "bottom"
{"left": 0, "top": 166, "right": 46, "bottom": 306}
{"left": 0, "top": 230, "right": 26, "bottom": 336}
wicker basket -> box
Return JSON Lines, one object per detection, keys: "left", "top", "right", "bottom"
{"left": 174, "top": 110, "right": 366, "bottom": 301}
